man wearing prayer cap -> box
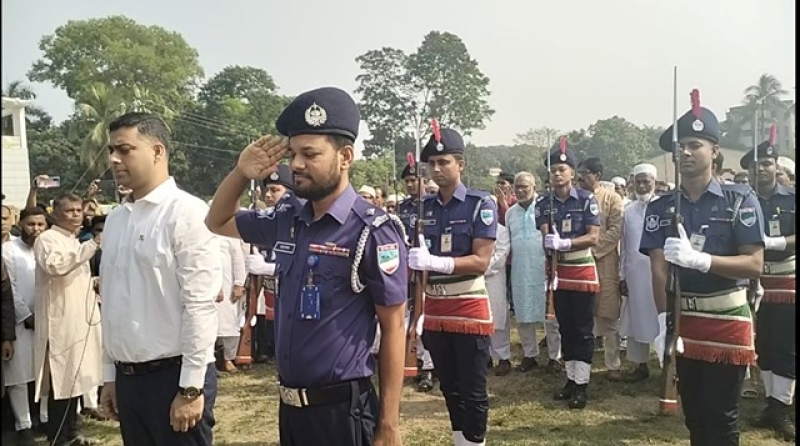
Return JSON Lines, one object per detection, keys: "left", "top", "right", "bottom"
{"left": 619, "top": 163, "right": 663, "bottom": 382}
{"left": 610, "top": 177, "right": 629, "bottom": 204}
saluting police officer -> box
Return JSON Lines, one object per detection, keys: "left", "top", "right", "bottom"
{"left": 640, "top": 98, "right": 765, "bottom": 446}
{"left": 534, "top": 144, "right": 601, "bottom": 409}
{"left": 407, "top": 127, "right": 497, "bottom": 446}
{"left": 740, "top": 139, "right": 796, "bottom": 442}
{"left": 206, "top": 87, "right": 408, "bottom": 446}
{"left": 245, "top": 164, "right": 303, "bottom": 363}
{"left": 397, "top": 163, "right": 436, "bottom": 393}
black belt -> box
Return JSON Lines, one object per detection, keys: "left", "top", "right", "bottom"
{"left": 115, "top": 356, "right": 182, "bottom": 376}
{"left": 427, "top": 274, "right": 478, "bottom": 285}
{"left": 278, "top": 378, "right": 371, "bottom": 408}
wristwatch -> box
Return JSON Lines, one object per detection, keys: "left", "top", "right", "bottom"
{"left": 179, "top": 386, "right": 203, "bottom": 400}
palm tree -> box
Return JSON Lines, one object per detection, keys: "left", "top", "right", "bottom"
{"left": 75, "top": 83, "right": 125, "bottom": 174}
{"left": 742, "top": 74, "right": 789, "bottom": 141}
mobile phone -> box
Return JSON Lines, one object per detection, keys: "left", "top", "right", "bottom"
{"left": 35, "top": 176, "right": 61, "bottom": 189}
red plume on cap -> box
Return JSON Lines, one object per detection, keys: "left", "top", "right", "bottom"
{"left": 769, "top": 124, "right": 777, "bottom": 146}
{"left": 690, "top": 89, "right": 701, "bottom": 119}
{"left": 406, "top": 152, "right": 415, "bottom": 168}
{"left": 559, "top": 136, "right": 566, "bottom": 154}
{"left": 431, "top": 119, "right": 441, "bottom": 144}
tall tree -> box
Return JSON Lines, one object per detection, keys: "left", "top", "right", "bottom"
{"left": 73, "top": 83, "right": 126, "bottom": 175}
{"left": 742, "top": 73, "right": 789, "bottom": 141}
{"left": 583, "top": 116, "right": 652, "bottom": 178}
{"left": 28, "top": 16, "right": 203, "bottom": 107}
{"left": 355, "top": 31, "right": 494, "bottom": 159}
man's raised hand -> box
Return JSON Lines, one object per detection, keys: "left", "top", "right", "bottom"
{"left": 236, "top": 136, "right": 289, "bottom": 181}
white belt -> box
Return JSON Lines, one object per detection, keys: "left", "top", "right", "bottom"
{"left": 426, "top": 276, "right": 486, "bottom": 296}
{"left": 680, "top": 288, "right": 748, "bottom": 312}
{"left": 560, "top": 248, "right": 593, "bottom": 262}
{"left": 764, "top": 258, "right": 795, "bottom": 276}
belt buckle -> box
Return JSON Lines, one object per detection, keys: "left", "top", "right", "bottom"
{"left": 121, "top": 364, "right": 135, "bottom": 375}
{"left": 684, "top": 297, "right": 697, "bottom": 311}
{"left": 279, "top": 385, "right": 307, "bottom": 408}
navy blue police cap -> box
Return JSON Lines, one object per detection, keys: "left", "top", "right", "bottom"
{"left": 740, "top": 140, "right": 780, "bottom": 169}
{"left": 543, "top": 142, "right": 578, "bottom": 169}
{"left": 401, "top": 163, "right": 418, "bottom": 178}
{"left": 262, "top": 164, "right": 294, "bottom": 190}
{"left": 658, "top": 107, "right": 721, "bottom": 151}
{"left": 275, "top": 87, "right": 360, "bottom": 142}
{"left": 420, "top": 128, "right": 465, "bottom": 162}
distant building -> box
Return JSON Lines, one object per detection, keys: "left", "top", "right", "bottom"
{"left": 646, "top": 146, "right": 750, "bottom": 181}
{"left": 2, "top": 97, "right": 32, "bottom": 208}
{"left": 725, "top": 99, "right": 795, "bottom": 153}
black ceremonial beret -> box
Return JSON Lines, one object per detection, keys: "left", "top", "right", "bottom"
{"left": 275, "top": 87, "right": 360, "bottom": 142}
{"left": 401, "top": 163, "right": 418, "bottom": 178}
{"left": 420, "top": 128, "right": 465, "bottom": 162}
{"left": 543, "top": 142, "right": 578, "bottom": 169}
{"left": 262, "top": 164, "right": 294, "bottom": 190}
{"left": 740, "top": 139, "right": 780, "bottom": 169}
{"left": 659, "top": 107, "right": 720, "bottom": 151}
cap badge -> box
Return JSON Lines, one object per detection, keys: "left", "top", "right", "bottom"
{"left": 692, "top": 119, "right": 704, "bottom": 132}
{"left": 766, "top": 146, "right": 774, "bottom": 156}
{"left": 304, "top": 103, "right": 327, "bottom": 127}
{"left": 269, "top": 172, "right": 279, "bottom": 181}
{"left": 436, "top": 142, "right": 444, "bottom": 152}
{"left": 559, "top": 154, "right": 567, "bottom": 162}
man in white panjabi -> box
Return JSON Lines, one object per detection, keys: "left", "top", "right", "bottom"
{"left": 619, "top": 164, "right": 664, "bottom": 382}
{"left": 486, "top": 223, "right": 511, "bottom": 374}
{"left": 2, "top": 207, "right": 49, "bottom": 446}
{"left": 505, "top": 172, "right": 562, "bottom": 374}
{"left": 214, "top": 232, "right": 247, "bottom": 373}
{"left": 33, "top": 194, "right": 103, "bottom": 446}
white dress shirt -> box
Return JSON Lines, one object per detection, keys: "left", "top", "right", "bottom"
{"left": 100, "top": 177, "right": 222, "bottom": 388}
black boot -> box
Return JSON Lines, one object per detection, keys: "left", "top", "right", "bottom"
{"left": 624, "top": 363, "right": 650, "bottom": 383}
{"left": 553, "top": 380, "right": 576, "bottom": 401}
{"left": 568, "top": 384, "right": 588, "bottom": 409}
{"left": 517, "top": 357, "right": 538, "bottom": 372}
{"left": 417, "top": 371, "right": 434, "bottom": 392}
{"left": 769, "top": 397, "right": 796, "bottom": 442}
{"left": 494, "top": 359, "right": 512, "bottom": 376}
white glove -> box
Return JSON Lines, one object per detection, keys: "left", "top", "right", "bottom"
{"left": 664, "top": 223, "right": 711, "bottom": 273}
{"left": 409, "top": 234, "right": 455, "bottom": 274}
{"left": 544, "top": 229, "right": 572, "bottom": 251}
{"left": 764, "top": 236, "right": 787, "bottom": 251}
{"left": 654, "top": 312, "right": 667, "bottom": 368}
{"left": 245, "top": 254, "right": 276, "bottom": 276}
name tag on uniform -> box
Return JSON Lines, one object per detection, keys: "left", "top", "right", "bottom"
{"left": 769, "top": 219, "right": 781, "bottom": 237}
{"left": 562, "top": 219, "right": 572, "bottom": 233}
{"left": 274, "top": 242, "right": 296, "bottom": 254}
{"left": 441, "top": 233, "right": 453, "bottom": 253}
{"left": 689, "top": 233, "right": 706, "bottom": 252}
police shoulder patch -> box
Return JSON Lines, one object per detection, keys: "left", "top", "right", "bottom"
{"left": 738, "top": 207, "right": 757, "bottom": 227}
{"left": 645, "top": 214, "right": 660, "bottom": 232}
{"left": 535, "top": 206, "right": 541, "bottom": 218}
{"left": 589, "top": 203, "right": 600, "bottom": 216}
{"left": 480, "top": 209, "right": 495, "bottom": 225}
{"left": 257, "top": 208, "right": 275, "bottom": 220}
{"left": 377, "top": 243, "right": 400, "bottom": 275}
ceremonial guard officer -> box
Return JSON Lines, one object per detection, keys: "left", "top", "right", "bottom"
{"left": 640, "top": 94, "right": 764, "bottom": 446}
{"left": 245, "top": 164, "right": 302, "bottom": 363}
{"left": 397, "top": 163, "right": 436, "bottom": 392}
{"left": 206, "top": 87, "right": 408, "bottom": 446}
{"left": 408, "top": 127, "right": 497, "bottom": 446}
{"left": 740, "top": 131, "right": 795, "bottom": 442}
{"left": 534, "top": 144, "right": 601, "bottom": 409}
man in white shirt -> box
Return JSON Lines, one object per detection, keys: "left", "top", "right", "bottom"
{"left": 98, "top": 112, "right": 222, "bottom": 446}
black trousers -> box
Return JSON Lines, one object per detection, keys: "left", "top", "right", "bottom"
{"left": 116, "top": 363, "right": 217, "bottom": 446}
{"left": 676, "top": 357, "right": 746, "bottom": 446}
{"left": 756, "top": 302, "right": 796, "bottom": 379}
{"left": 46, "top": 388, "right": 81, "bottom": 445}
{"left": 553, "top": 290, "right": 596, "bottom": 363}
{"left": 278, "top": 379, "right": 378, "bottom": 446}
{"left": 254, "top": 315, "right": 275, "bottom": 358}
{"left": 422, "top": 331, "right": 490, "bottom": 443}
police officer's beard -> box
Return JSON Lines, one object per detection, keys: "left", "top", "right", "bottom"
{"left": 294, "top": 167, "right": 341, "bottom": 202}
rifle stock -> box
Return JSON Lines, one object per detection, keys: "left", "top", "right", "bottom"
{"left": 235, "top": 267, "right": 259, "bottom": 369}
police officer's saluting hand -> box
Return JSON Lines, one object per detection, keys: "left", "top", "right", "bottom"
{"left": 206, "top": 87, "right": 408, "bottom": 446}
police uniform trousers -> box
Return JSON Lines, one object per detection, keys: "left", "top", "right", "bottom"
{"left": 756, "top": 302, "right": 796, "bottom": 403}
{"left": 553, "top": 290, "right": 595, "bottom": 365}
{"left": 676, "top": 357, "right": 746, "bottom": 446}
{"left": 116, "top": 361, "right": 217, "bottom": 446}
{"left": 278, "top": 378, "right": 378, "bottom": 446}
{"left": 422, "top": 331, "right": 490, "bottom": 443}
{"left": 254, "top": 316, "right": 275, "bottom": 359}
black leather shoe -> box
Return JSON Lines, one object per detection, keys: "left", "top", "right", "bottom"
{"left": 417, "top": 371, "right": 434, "bottom": 392}
{"left": 17, "top": 429, "right": 36, "bottom": 446}
{"left": 494, "top": 360, "right": 512, "bottom": 376}
{"left": 553, "top": 380, "right": 576, "bottom": 401}
{"left": 568, "top": 384, "right": 588, "bottom": 409}
{"left": 517, "top": 357, "right": 538, "bottom": 372}
{"left": 769, "top": 398, "right": 796, "bottom": 442}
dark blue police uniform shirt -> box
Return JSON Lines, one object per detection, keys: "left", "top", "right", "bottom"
{"left": 533, "top": 187, "right": 601, "bottom": 236}
{"left": 421, "top": 183, "right": 497, "bottom": 280}
{"left": 639, "top": 180, "right": 765, "bottom": 294}
{"left": 397, "top": 196, "right": 419, "bottom": 242}
{"left": 235, "top": 186, "right": 408, "bottom": 388}
{"left": 758, "top": 183, "right": 795, "bottom": 263}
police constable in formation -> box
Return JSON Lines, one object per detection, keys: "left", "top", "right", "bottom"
{"left": 640, "top": 93, "right": 764, "bottom": 446}
{"left": 534, "top": 143, "right": 601, "bottom": 409}
{"left": 407, "top": 126, "right": 497, "bottom": 446}
{"left": 205, "top": 86, "right": 408, "bottom": 446}
{"left": 396, "top": 162, "right": 436, "bottom": 393}
{"left": 740, "top": 133, "right": 796, "bottom": 442}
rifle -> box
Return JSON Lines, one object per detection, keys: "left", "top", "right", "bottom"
{"left": 404, "top": 122, "right": 430, "bottom": 377}
{"left": 544, "top": 139, "right": 564, "bottom": 321}
{"left": 659, "top": 67, "right": 682, "bottom": 415}
{"left": 235, "top": 179, "right": 259, "bottom": 369}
